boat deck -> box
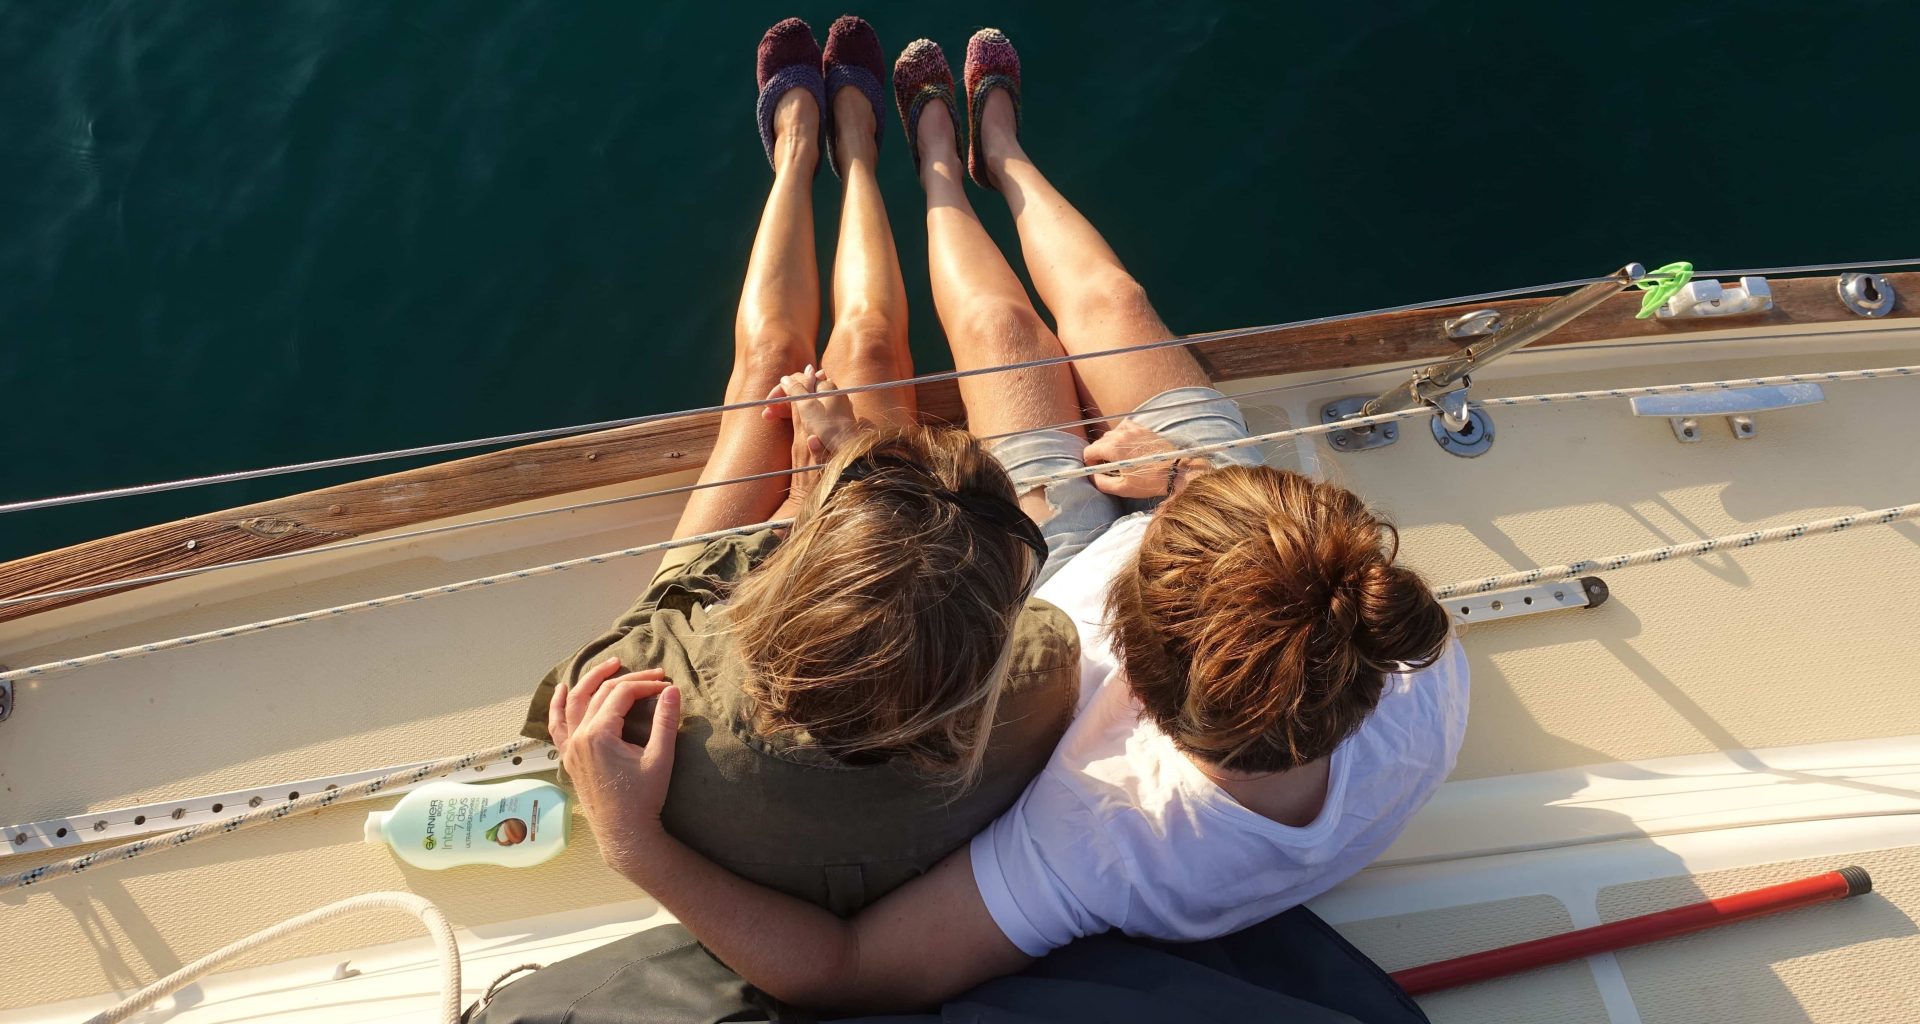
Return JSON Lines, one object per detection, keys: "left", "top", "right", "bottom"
{"left": 3, "top": 315, "right": 1918, "bottom": 1020}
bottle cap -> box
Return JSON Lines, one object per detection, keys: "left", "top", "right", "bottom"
{"left": 363, "top": 811, "right": 387, "bottom": 845}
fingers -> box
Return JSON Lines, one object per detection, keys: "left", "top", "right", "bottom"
{"left": 1082, "top": 435, "right": 1114, "bottom": 465}
{"left": 1091, "top": 471, "right": 1129, "bottom": 497}
{"left": 782, "top": 365, "right": 821, "bottom": 398}
{"left": 584, "top": 668, "right": 667, "bottom": 724}
{"left": 547, "top": 674, "right": 572, "bottom": 747}
{"left": 640, "top": 685, "right": 682, "bottom": 776}
{"left": 762, "top": 381, "right": 791, "bottom": 421}
{"left": 565, "top": 656, "right": 625, "bottom": 735}
{"left": 586, "top": 676, "right": 673, "bottom": 738}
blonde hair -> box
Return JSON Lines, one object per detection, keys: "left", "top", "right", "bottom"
{"left": 1106, "top": 465, "right": 1451, "bottom": 773}
{"left": 728, "top": 425, "right": 1038, "bottom": 787}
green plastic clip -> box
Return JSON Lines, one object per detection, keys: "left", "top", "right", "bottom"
{"left": 1634, "top": 262, "right": 1695, "bottom": 320}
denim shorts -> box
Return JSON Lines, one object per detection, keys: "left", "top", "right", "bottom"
{"left": 988, "top": 386, "right": 1260, "bottom": 588}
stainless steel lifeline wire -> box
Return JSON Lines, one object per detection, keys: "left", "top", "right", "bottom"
{"left": 7, "top": 256, "right": 1915, "bottom": 515}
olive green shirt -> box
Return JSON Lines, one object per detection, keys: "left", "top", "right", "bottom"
{"left": 523, "top": 529, "right": 1079, "bottom": 915}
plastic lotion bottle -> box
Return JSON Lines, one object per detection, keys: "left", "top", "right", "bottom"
{"left": 365, "top": 779, "right": 569, "bottom": 869}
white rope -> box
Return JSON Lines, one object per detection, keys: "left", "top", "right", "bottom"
{"left": 2, "top": 364, "right": 1914, "bottom": 686}
{"left": 0, "top": 522, "right": 790, "bottom": 679}
{"left": 0, "top": 739, "right": 539, "bottom": 891}
{"left": 1433, "top": 504, "right": 1920, "bottom": 599}
{"left": 9, "top": 502, "right": 1916, "bottom": 893}
{"left": 82, "top": 892, "right": 462, "bottom": 1024}
{"left": 12, "top": 502, "right": 1917, "bottom": 897}
{"left": 15, "top": 255, "right": 1915, "bottom": 517}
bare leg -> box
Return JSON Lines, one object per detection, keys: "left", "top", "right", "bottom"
{"left": 674, "top": 90, "right": 819, "bottom": 539}
{"left": 819, "top": 88, "right": 915, "bottom": 427}
{"left": 979, "top": 91, "right": 1210, "bottom": 419}
{"left": 917, "top": 103, "right": 1082, "bottom": 446}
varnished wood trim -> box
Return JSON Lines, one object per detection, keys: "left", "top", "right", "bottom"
{"left": 3, "top": 272, "right": 1911, "bottom": 623}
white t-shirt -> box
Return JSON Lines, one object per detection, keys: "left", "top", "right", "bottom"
{"left": 970, "top": 513, "right": 1471, "bottom": 957}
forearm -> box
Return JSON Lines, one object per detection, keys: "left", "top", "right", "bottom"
{"left": 613, "top": 832, "right": 864, "bottom": 1007}
{"left": 610, "top": 830, "right": 1018, "bottom": 1013}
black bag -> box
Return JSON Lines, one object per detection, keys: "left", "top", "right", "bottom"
{"left": 466, "top": 906, "right": 1427, "bottom": 1024}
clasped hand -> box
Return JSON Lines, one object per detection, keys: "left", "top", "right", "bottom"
{"left": 547, "top": 656, "right": 681, "bottom": 873}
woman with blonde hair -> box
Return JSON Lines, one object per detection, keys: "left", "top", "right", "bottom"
{"left": 551, "top": 24, "right": 1469, "bottom": 1012}
{"left": 524, "top": 16, "right": 1078, "bottom": 914}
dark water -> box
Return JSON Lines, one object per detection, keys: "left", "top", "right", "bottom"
{"left": 3, "top": 1, "right": 1915, "bottom": 561}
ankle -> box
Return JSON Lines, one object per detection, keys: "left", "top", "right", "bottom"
{"left": 981, "top": 122, "right": 1024, "bottom": 173}
{"left": 978, "top": 91, "right": 1022, "bottom": 166}
{"left": 831, "top": 88, "right": 878, "bottom": 163}
{"left": 771, "top": 89, "right": 821, "bottom": 171}
{"left": 914, "top": 105, "right": 959, "bottom": 171}
{"left": 774, "top": 131, "right": 820, "bottom": 173}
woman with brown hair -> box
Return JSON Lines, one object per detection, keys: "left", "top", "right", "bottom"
{"left": 550, "top": 25, "right": 1470, "bottom": 1012}
{"left": 523, "top": 17, "right": 1080, "bottom": 915}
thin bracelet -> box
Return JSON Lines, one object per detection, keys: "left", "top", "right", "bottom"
{"left": 1164, "top": 457, "right": 1183, "bottom": 498}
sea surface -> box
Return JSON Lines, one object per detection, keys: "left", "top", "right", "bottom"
{"left": 3, "top": 0, "right": 1915, "bottom": 561}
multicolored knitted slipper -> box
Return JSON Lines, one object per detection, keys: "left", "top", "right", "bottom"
{"left": 755, "top": 17, "right": 826, "bottom": 173}
{"left": 822, "top": 15, "right": 886, "bottom": 179}
{"left": 963, "top": 28, "right": 1022, "bottom": 190}
{"left": 892, "top": 39, "right": 964, "bottom": 177}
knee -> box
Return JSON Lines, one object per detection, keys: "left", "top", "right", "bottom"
{"left": 1073, "top": 271, "right": 1159, "bottom": 331}
{"left": 735, "top": 329, "right": 812, "bottom": 388}
{"left": 827, "top": 313, "right": 904, "bottom": 378}
{"left": 955, "top": 300, "right": 1052, "bottom": 364}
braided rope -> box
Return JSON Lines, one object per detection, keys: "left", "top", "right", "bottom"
{"left": 9, "top": 503, "right": 1918, "bottom": 891}
{"left": 3, "top": 365, "right": 1914, "bottom": 687}
{"left": 10, "top": 503, "right": 1915, "bottom": 894}
{"left": 82, "top": 891, "right": 462, "bottom": 1024}
{"left": 0, "top": 521, "right": 791, "bottom": 682}
{"left": 1, "top": 739, "right": 538, "bottom": 892}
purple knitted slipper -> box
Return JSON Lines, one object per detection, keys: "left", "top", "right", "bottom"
{"left": 964, "top": 28, "right": 1022, "bottom": 190}
{"left": 892, "top": 39, "right": 964, "bottom": 177}
{"left": 755, "top": 17, "right": 826, "bottom": 172}
{"left": 822, "top": 15, "right": 886, "bottom": 179}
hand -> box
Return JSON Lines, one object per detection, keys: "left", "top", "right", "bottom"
{"left": 1083, "top": 419, "right": 1206, "bottom": 499}
{"left": 763, "top": 365, "right": 858, "bottom": 449}
{"left": 767, "top": 365, "right": 858, "bottom": 507}
{"left": 547, "top": 656, "right": 682, "bottom": 872}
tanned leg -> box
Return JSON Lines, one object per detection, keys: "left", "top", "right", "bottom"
{"left": 673, "top": 89, "right": 819, "bottom": 539}
{"left": 819, "top": 87, "right": 915, "bottom": 427}
{"left": 979, "top": 90, "right": 1209, "bottom": 419}
{"left": 917, "top": 102, "right": 1082, "bottom": 444}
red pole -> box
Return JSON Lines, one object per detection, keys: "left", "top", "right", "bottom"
{"left": 1391, "top": 866, "right": 1873, "bottom": 996}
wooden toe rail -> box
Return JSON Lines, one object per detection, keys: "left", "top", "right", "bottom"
{"left": 2, "top": 272, "right": 1911, "bottom": 624}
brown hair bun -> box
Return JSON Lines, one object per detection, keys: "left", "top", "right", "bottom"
{"left": 1106, "top": 465, "right": 1451, "bottom": 773}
